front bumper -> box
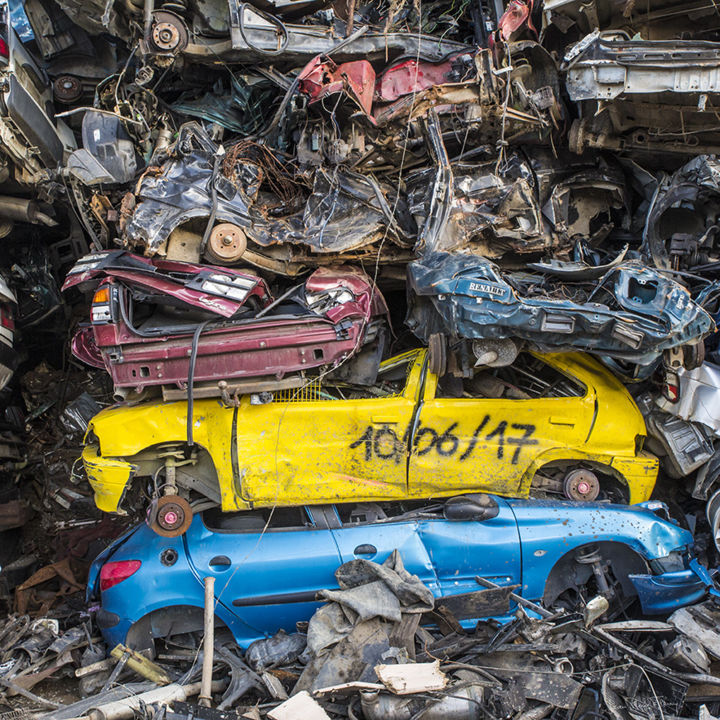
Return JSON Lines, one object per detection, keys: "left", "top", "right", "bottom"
{"left": 629, "top": 559, "right": 711, "bottom": 614}
{"left": 82, "top": 444, "right": 137, "bottom": 513}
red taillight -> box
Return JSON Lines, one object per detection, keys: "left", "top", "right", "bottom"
{"left": 100, "top": 560, "right": 141, "bottom": 591}
{"left": 0, "top": 307, "right": 14, "bottom": 331}
{"left": 0, "top": 38, "right": 8, "bottom": 59}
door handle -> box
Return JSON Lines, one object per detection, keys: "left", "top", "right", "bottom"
{"left": 354, "top": 544, "right": 377, "bottom": 556}
{"left": 209, "top": 555, "right": 231, "bottom": 568}
{"left": 549, "top": 416, "right": 575, "bottom": 426}
{"left": 371, "top": 416, "right": 399, "bottom": 424}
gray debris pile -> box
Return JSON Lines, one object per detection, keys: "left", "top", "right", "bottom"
{"left": 29, "top": 553, "right": 720, "bottom": 720}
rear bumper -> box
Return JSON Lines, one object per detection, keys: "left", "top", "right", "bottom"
{"left": 629, "top": 561, "right": 710, "bottom": 614}
{"left": 82, "top": 444, "right": 137, "bottom": 513}
{"left": 611, "top": 453, "right": 659, "bottom": 504}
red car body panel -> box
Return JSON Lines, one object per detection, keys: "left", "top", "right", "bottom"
{"left": 65, "top": 253, "right": 387, "bottom": 395}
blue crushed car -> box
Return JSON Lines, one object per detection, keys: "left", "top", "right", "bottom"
{"left": 87, "top": 494, "right": 711, "bottom": 651}
{"left": 407, "top": 252, "right": 714, "bottom": 366}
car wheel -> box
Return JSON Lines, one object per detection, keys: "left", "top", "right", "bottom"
{"left": 428, "top": 333, "right": 447, "bottom": 376}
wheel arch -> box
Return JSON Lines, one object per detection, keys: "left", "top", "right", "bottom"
{"left": 528, "top": 455, "right": 631, "bottom": 502}
{"left": 543, "top": 540, "right": 649, "bottom": 607}
{"left": 126, "top": 603, "right": 231, "bottom": 656}
{"left": 115, "top": 441, "right": 223, "bottom": 512}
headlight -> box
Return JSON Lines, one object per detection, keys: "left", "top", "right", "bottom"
{"left": 650, "top": 550, "right": 688, "bottom": 574}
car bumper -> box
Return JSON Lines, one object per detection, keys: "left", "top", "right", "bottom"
{"left": 611, "top": 454, "right": 659, "bottom": 504}
{"left": 629, "top": 562, "right": 709, "bottom": 614}
{"left": 82, "top": 444, "right": 137, "bottom": 513}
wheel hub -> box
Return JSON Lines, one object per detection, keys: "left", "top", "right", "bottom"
{"left": 148, "top": 495, "right": 193, "bottom": 537}
{"left": 205, "top": 223, "right": 247, "bottom": 264}
{"left": 563, "top": 469, "right": 600, "bottom": 501}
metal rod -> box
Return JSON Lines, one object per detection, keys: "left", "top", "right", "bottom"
{"left": 199, "top": 576, "right": 216, "bottom": 707}
{"left": 474, "top": 576, "right": 554, "bottom": 618}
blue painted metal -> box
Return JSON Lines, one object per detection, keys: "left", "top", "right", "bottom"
{"left": 629, "top": 568, "right": 708, "bottom": 614}
{"left": 406, "top": 252, "right": 714, "bottom": 364}
{"left": 183, "top": 509, "right": 342, "bottom": 646}
{"left": 89, "top": 496, "right": 711, "bottom": 649}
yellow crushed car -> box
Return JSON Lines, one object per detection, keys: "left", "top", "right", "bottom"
{"left": 82, "top": 349, "right": 658, "bottom": 535}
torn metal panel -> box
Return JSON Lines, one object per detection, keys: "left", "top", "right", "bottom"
{"left": 221, "top": 9, "right": 472, "bottom": 65}
{"left": 410, "top": 136, "right": 630, "bottom": 257}
{"left": 374, "top": 42, "right": 563, "bottom": 145}
{"left": 120, "top": 123, "right": 411, "bottom": 273}
{"left": 62, "top": 250, "right": 273, "bottom": 318}
{"left": 564, "top": 33, "right": 720, "bottom": 156}
{"left": 669, "top": 603, "right": 720, "bottom": 658}
{"left": 0, "top": 26, "right": 75, "bottom": 185}
{"left": 635, "top": 392, "right": 714, "bottom": 479}
{"left": 407, "top": 252, "right": 714, "bottom": 364}
{"left": 298, "top": 57, "right": 375, "bottom": 118}
{"left": 65, "top": 254, "right": 387, "bottom": 396}
{"left": 542, "top": 0, "right": 720, "bottom": 44}
{"left": 528, "top": 245, "right": 628, "bottom": 279}
{"left": 565, "top": 32, "right": 720, "bottom": 102}
{"left": 643, "top": 155, "right": 720, "bottom": 271}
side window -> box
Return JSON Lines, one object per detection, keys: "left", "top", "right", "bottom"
{"left": 203, "top": 506, "right": 312, "bottom": 532}
{"left": 335, "top": 501, "right": 444, "bottom": 526}
{"left": 437, "top": 353, "right": 586, "bottom": 399}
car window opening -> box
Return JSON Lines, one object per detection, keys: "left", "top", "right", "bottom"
{"left": 203, "top": 505, "right": 312, "bottom": 532}
{"left": 437, "top": 353, "right": 586, "bottom": 400}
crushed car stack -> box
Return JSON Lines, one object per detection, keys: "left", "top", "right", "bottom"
{"left": 3, "top": 0, "right": 720, "bottom": 715}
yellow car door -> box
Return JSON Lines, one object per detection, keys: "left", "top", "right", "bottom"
{"left": 235, "top": 352, "right": 425, "bottom": 507}
{"left": 408, "top": 353, "right": 596, "bottom": 499}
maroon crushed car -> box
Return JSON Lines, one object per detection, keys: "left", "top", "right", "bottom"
{"left": 63, "top": 251, "right": 388, "bottom": 399}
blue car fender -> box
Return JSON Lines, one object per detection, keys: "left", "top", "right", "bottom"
{"left": 506, "top": 499, "right": 695, "bottom": 602}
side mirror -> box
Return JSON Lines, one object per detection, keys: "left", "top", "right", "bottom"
{"left": 444, "top": 494, "right": 499, "bottom": 522}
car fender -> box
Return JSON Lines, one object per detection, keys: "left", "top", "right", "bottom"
{"left": 85, "top": 399, "right": 237, "bottom": 509}
{"left": 87, "top": 524, "right": 143, "bottom": 603}
{"left": 506, "top": 499, "right": 693, "bottom": 600}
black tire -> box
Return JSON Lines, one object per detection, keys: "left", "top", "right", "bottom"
{"left": 428, "top": 333, "right": 447, "bottom": 376}
{"left": 683, "top": 342, "right": 705, "bottom": 370}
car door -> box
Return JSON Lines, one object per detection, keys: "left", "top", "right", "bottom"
{"left": 329, "top": 502, "right": 440, "bottom": 595}
{"left": 408, "top": 352, "right": 595, "bottom": 498}
{"left": 235, "top": 351, "right": 425, "bottom": 506}
{"left": 417, "top": 495, "right": 521, "bottom": 598}
{"left": 184, "top": 506, "right": 342, "bottom": 645}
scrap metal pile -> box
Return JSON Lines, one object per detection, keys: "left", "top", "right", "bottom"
{"left": 3, "top": 0, "right": 720, "bottom": 715}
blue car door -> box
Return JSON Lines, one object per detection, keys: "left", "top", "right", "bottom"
{"left": 329, "top": 503, "right": 440, "bottom": 594}
{"left": 184, "top": 507, "right": 342, "bottom": 645}
{"left": 417, "top": 495, "right": 521, "bottom": 598}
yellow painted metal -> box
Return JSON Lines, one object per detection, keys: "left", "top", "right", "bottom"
{"left": 81, "top": 444, "right": 138, "bottom": 513}
{"left": 82, "top": 350, "right": 658, "bottom": 512}
{"left": 410, "top": 351, "right": 656, "bottom": 501}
